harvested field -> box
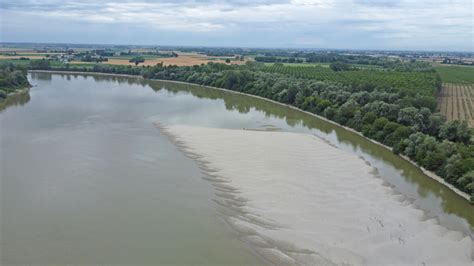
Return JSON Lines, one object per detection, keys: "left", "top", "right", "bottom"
{"left": 103, "top": 53, "right": 246, "bottom": 66}
{"left": 0, "top": 48, "right": 36, "bottom": 52}
{"left": 438, "top": 83, "right": 474, "bottom": 127}
{"left": 0, "top": 55, "right": 47, "bottom": 59}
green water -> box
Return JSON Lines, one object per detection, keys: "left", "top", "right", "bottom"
{"left": 1, "top": 72, "right": 473, "bottom": 264}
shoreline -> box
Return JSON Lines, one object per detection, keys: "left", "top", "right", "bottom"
{"left": 0, "top": 85, "right": 31, "bottom": 101}
{"left": 28, "top": 69, "right": 471, "bottom": 202}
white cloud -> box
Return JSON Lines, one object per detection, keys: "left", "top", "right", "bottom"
{"left": 0, "top": 0, "right": 472, "bottom": 50}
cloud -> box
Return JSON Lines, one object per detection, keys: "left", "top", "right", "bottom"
{"left": 0, "top": 0, "right": 472, "bottom": 51}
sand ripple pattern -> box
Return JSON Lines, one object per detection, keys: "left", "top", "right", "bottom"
{"left": 156, "top": 123, "right": 474, "bottom": 266}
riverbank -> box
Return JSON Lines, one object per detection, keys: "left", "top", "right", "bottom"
{"left": 0, "top": 86, "right": 31, "bottom": 111}
{"left": 156, "top": 123, "right": 474, "bottom": 265}
{"left": 29, "top": 70, "right": 472, "bottom": 202}
{"left": 29, "top": 70, "right": 144, "bottom": 79}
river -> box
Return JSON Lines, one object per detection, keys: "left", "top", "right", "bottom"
{"left": 1, "top": 72, "right": 473, "bottom": 264}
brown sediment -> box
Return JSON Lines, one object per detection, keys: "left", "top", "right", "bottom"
{"left": 155, "top": 122, "right": 474, "bottom": 265}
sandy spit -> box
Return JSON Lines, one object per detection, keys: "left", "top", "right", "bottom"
{"left": 156, "top": 123, "right": 474, "bottom": 266}
{"left": 28, "top": 70, "right": 471, "bottom": 201}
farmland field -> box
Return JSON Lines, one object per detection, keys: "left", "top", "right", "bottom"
{"left": 262, "top": 62, "right": 382, "bottom": 69}
{"left": 93, "top": 53, "right": 243, "bottom": 66}
{"left": 435, "top": 65, "right": 474, "bottom": 84}
{"left": 0, "top": 50, "right": 244, "bottom": 67}
{"left": 264, "top": 62, "right": 331, "bottom": 67}
{"left": 438, "top": 83, "right": 474, "bottom": 127}
{"left": 0, "top": 55, "right": 47, "bottom": 60}
{"left": 262, "top": 64, "right": 439, "bottom": 96}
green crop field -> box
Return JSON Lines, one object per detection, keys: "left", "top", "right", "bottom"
{"left": 263, "top": 62, "right": 331, "bottom": 67}
{"left": 263, "top": 62, "right": 382, "bottom": 69}
{"left": 262, "top": 65, "right": 439, "bottom": 96}
{"left": 0, "top": 59, "right": 32, "bottom": 66}
{"left": 0, "top": 59, "right": 98, "bottom": 70}
{"left": 435, "top": 65, "right": 474, "bottom": 84}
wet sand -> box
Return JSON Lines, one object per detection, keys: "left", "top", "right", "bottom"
{"left": 157, "top": 123, "right": 474, "bottom": 265}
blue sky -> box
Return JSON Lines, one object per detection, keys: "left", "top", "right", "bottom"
{"left": 0, "top": 0, "right": 472, "bottom": 51}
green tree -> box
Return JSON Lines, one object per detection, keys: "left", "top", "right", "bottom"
{"left": 129, "top": 56, "right": 145, "bottom": 66}
{"left": 439, "top": 120, "right": 471, "bottom": 144}
{"left": 330, "top": 62, "right": 354, "bottom": 71}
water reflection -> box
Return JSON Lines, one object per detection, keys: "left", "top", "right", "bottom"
{"left": 0, "top": 89, "right": 30, "bottom": 113}
{"left": 22, "top": 72, "right": 474, "bottom": 233}
{"left": 3, "top": 72, "right": 264, "bottom": 264}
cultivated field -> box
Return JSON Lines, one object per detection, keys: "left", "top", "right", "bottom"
{"left": 0, "top": 55, "right": 47, "bottom": 60}
{"left": 435, "top": 66, "right": 474, "bottom": 84}
{"left": 102, "top": 53, "right": 245, "bottom": 66}
{"left": 438, "top": 83, "right": 474, "bottom": 127}
{"left": 0, "top": 49, "right": 246, "bottom": 67}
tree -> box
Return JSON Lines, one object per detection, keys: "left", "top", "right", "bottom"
{"left": 338, "top": 99, "right": 359, "bottom": 125}
{"left": 401, "top": 132, "right": 427, "bottom": 159}
{"left": 439, "top": 120, "right": 471, "bottom": 144}
{"left": 445, "top": 154, "right": 465, "bottom": 182}
{"left": 363, "top": 101, "right": 399, "bottom": 121}
{"left": 330, "top": 62, "right": 353, "bottom": 71}
{"left": 129, "top": 56, "right": 145, "bottom": 66}
{"left": 414, "top": 107, "right": 432, "bottom": 133}
{"left": 456, "top": 170, "right": 473, "bottom": 193}
{"left": 415, "top": 136, "right": 445, "bottom": 171}
{"left": 427, "top": 113, "right": 445, "bottom": 137}
{"left": 315, "top": 99, "right": 332, "bottom": 114}
{"left": 412, "top": 94, "right": 437, "bottom": 111}
{"left": 294, "top": 91, "right": 305, "bottom": 107}
{"left": 362, "top": 112, "right": 377, "bottom": 125}
{"left": 398, "top": 107, "right": 418, "bottom": 126}
{"left": 369, "top": 117, "right": 389, "bottom": 141}
{"left": 29, "top": 59, "right": 51, "bottom": 70}
{"left": 324, "top": 107, "right": 338, "bottom": 120}
{"left": 347, "top": 110, "right": 363, "bottom": 131}
{"left": 381, "top": 122, "right": 406, "bottom": 146}
{"left": 225, "top": 58, "right": 231, "bottom": 63}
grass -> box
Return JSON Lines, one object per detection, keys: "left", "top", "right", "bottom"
{"left": 0, "top": 59, "right": 32, "bottom": 66}
{"left": 435, "top": 65, "right": 474, "bottom": 84}
{"left": 0, "top": 59, "right": 98, "bottom": 69}
{"left": 67, "top": 62, "right": 97, "bottom": 69}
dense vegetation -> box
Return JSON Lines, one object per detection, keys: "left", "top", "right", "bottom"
{"left": 129, "top": 56, "right": 145, "bottom": 65}
{"left": 435, "top": 66, "right": 474, "bottom": 84}
{"left": 19, "top": 59, "right": 474, "bottom": 201}
{"left": 262, "top": 64, "right": 441, "bottom": 99}
{"left": 0, "top": 63, "right": 30, "bottom": 99}
{"left": 255, "top": 52, "right": 434, "bottom": 71}
{"left": 254, "top": 56, "right": 305, "bottom": 63}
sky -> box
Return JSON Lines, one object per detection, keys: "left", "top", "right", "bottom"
{"left": 0, "top": 0, "right": 472, "bottom": 51}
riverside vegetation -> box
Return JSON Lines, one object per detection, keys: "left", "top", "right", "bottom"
{"left": 0, "top": 63, "right": 30, "bottom": 99}
{"left": 24, "top": 59, "right": 474, "bottom": 201}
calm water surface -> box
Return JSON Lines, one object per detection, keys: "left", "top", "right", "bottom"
{"left": 1, "top": 72, "right": 473, "bottom": 264}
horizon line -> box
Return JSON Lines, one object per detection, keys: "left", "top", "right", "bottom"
{"left": 1, "top": 41, "right": 473, "bottom": 54}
